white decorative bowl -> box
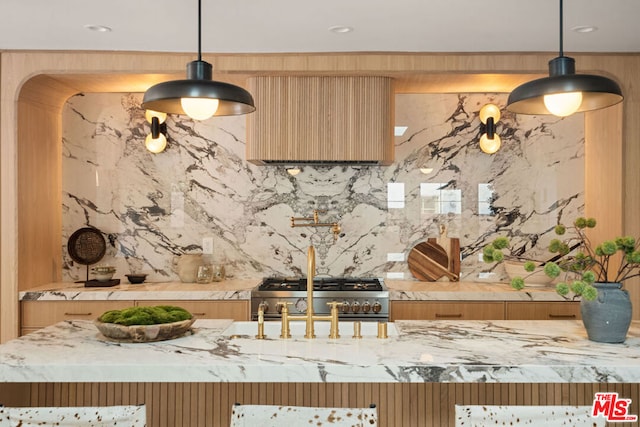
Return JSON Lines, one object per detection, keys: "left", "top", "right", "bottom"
{"left": 94, "top": 272, "right": 115, "bottom": 282}
{"left": 94, "top": 318, "right": 195, "bottom": 343}
{"left": 503, "top": 260, "right": 555, "bottom": 287}
{"left": 93, "top": 266, "right": 116, "bottom": 282}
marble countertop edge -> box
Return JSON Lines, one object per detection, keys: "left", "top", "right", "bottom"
{"left": 18, "top": 280, "right": 569, "bottom": 302}
{"left": 1, "top": 319, "right": 638, "bottom": 384}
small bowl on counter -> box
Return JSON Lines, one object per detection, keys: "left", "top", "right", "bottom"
{"left": 125, "top": 273, "right": 147, "bottom": 284}
{"left": 504, "top": 260, "right": 554, "bottom": 287}
{"left": 92, "top": 266, "right": 116, "bottom": 282}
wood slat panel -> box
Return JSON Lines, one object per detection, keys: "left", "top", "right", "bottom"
{"left": 246, "top": 76, "right": 393, "bottom": 164}
{"left": 14, "top": 382, "right": 640, "bottom": 427}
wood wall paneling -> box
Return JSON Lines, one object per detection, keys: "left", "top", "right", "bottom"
{"left": 246, "top": 76, "right": 393, "bottom": 164}
{"left": 1, "top": 51, "right": 639, "bottom": 342}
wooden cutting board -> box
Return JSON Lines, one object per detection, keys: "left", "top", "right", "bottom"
{"left": 408, "top": 241, "right": 459, "bottom": 282}
{"left": 427, "top": 236, "right": 461, "bottom": 277}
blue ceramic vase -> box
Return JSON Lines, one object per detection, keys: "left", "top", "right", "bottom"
{"left": 580, "top": 282, "right": 632, "bottom": 343}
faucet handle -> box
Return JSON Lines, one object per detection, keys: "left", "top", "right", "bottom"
{"left": 277, "top": 302, "right": 292, "bottom": 339}
{"left": 327, "top": 301, "right": 342, "bottom": 339}
{"left": 277, "top": 301, "right": 292, "bottom": 312}
{"left": 326, "top": 301, "right": 343, "bottom": 311}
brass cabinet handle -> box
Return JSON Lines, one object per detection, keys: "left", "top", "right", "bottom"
{"left": 64, "top": 312, "right": 92, "bottom": 316}
{"left": 435, "top": 313, "right": 463, "bottom": 318}
{"left": 548, "top": 314, "right": 576, "bottom": 319}
{"left": 192, "top": 312, "right": 207, "bottom": 316}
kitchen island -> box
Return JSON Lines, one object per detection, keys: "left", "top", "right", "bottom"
{"left": 1, "top": 319, "right": 639, "bottom": 426}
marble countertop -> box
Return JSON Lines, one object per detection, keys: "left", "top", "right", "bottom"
{"left": 386, "top": 280, "right": 568, "bottom": 301}
{"left": 19, "top": 280, "right": 258, "bottom": 301}
{"left": 1, "top": 319, "right": 638, "bottom": 384}
{"left": 19, "top": 280, "right": 569, "bottom": 302}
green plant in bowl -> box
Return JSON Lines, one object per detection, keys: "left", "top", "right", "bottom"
{"left": 483, "top": 217, "right": 640, "bottom": 301}
{"left": 95, "top": 306, "right": 195, "bottom": 342}
{"left": 98, "top": 306, "right": 192, "bottom": 325}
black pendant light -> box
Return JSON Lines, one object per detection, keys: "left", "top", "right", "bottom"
{"left": 506, "top": 0, "right": 623, "bottom": 117}
{"left": 142, "top": 0, "right": 255, "bottom": 120}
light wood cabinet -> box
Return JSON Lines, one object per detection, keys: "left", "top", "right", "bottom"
{"left": 505, "top": 301, "right": 581, "bottom": 320}
{"left": 391, "top": 301, "right": 582, "bottom": 322}
{"left": 20, "top": 300, "right": 250, "bottom": 336}
{"left": 136, "top": 300, "right": 249, "bottom": 321}
{"left": 21, "top": 301, "right": 133, "bottom": 335}
{"left": 390, "top": 301, "right": 505, "bottom": 321}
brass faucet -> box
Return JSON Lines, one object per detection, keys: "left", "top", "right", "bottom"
{"left": 255, "top": 302, "right": 267, "bottom": 339}
{"left": 278, "top": 245, "right": 341, "bottom": 339}
{"left": 290, "top": 210, "right": 341, "bottom": 241}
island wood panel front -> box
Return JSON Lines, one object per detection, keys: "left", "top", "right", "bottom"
{"left": 2, "top": 382, "right": 638, "bottom": 427}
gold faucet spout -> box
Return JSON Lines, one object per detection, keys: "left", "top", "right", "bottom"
{"left": 276, "top": 245, "right": 342, "bottom": 339}
{"left": 305, "top": 245, "right": 316, "bottom": 338}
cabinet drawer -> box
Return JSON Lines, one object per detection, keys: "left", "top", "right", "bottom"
{"left": 135, "top": 300, "right": 250, "bottom": 321}
{"left": 391, "top": 301, "right": 505, "bottom": 320}
{"left": 21, "top": 301, "right": 134, "bottom": 328}
{"left": 505, "top": 301, "right": 581, "bottom": 320}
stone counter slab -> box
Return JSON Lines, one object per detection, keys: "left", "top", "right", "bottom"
{"left": 19, "top": 280, "right": 257, "bottom": 301}
{"left": 1, "top": 319, "right": 638, "bottom": 384}
{"left": 19, "top": 280, "right": 569, "bottom": 302}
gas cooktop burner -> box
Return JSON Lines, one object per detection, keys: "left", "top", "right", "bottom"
{"left": 257, "top": 277, "right": 384, "bottom": 292}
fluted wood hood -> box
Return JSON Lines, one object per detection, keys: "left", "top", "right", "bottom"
{"left": 246, "top": 76, "right": 394, "bottom": 165}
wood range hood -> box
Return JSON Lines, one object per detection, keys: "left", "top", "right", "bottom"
{"left": 246, "top": 76, "right": 394, "bottom": 166}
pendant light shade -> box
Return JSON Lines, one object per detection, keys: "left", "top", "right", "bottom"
{"left": 141, "top": 0, "right": 255, "bottom": 119}
{"left": 507, "top": 0, "right": 623, "bottom": 116}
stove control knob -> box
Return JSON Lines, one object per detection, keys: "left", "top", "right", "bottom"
{"left": 362, "top": 301, "right": 371, "bottom": 313}
{"left": 351, "top": 301, "right": 361, "bottom": 313}
{"left": 295, "top": 298, "right": 308, "bottom": 314}
{"left": 372, "top": 301, "right": 382, "bottom": 314}
{"left": 341, "top": 301, "right": 351, "bottom": 313}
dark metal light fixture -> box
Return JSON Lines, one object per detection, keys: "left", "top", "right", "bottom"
{"left": 507, "top": 0, "right": 623, "bottom": 117}
{"left": 142, "top": 0, "right": 255, "bottom": 120}
{"left": 144, "top": 110, "right": 168, "bottom": 153}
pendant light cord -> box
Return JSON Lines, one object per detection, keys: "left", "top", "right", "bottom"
{"left": 558, "top": 0, "right": 564, "bottom": 57}
{"left": 197, "top": 0, "right": 202, "bottom": 61}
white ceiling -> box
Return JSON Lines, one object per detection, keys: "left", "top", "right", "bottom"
{"left": 1, "top": 0, "right": 638, "bottom": 54}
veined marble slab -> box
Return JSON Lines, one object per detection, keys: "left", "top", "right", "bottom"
{"left": 61, "top": 93, "right": 584, "bottom": 283}
{"left": 19, "top": 280, "right": 256, "bottom": 301}
{"left": 1, "top": 319, "right": 638, "bottom": 384}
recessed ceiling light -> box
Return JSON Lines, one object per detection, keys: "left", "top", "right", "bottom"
{"left": 572, "top": 25, "right": 598, "bottom": 33}
{"left": 328, "top": 25, "right": 353, "bottom": 34}
{"left": 84, "top": 24, "right": 112, "bottom": 33}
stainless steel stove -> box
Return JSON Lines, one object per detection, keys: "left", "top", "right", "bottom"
{"left": 251, "top": 277, "right": 389, "bottom": 321}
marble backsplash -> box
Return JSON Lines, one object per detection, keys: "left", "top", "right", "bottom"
{"left": 61, "top": 92, "right": 584, "bottom": 282}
